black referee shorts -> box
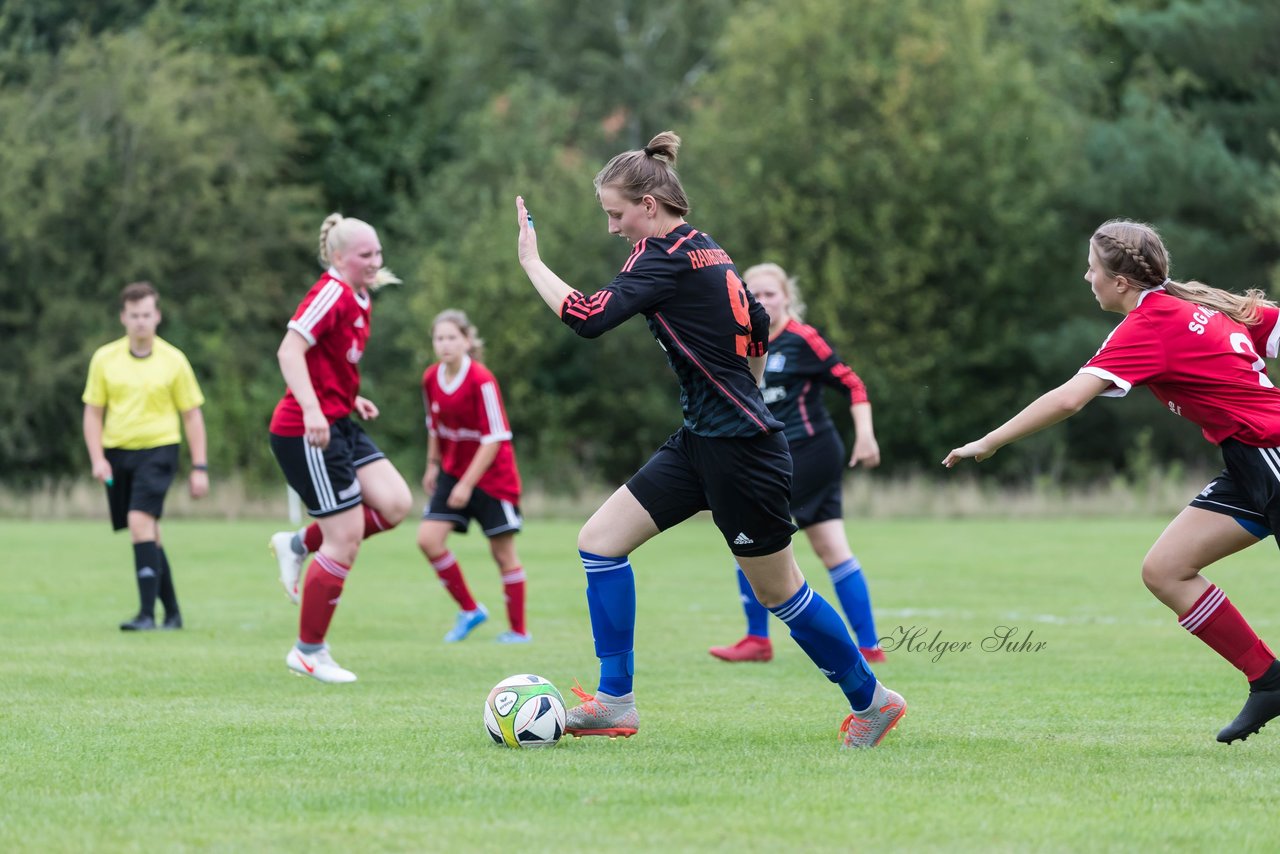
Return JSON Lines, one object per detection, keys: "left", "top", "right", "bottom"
{"left": 269, "top": 418, "right": 386, "bottom": 518}
{"left": 104, "top": 444, "right": 179, "bottom": 531}
{"left": 626, "top": 427, "right": 797, "bottom": 557}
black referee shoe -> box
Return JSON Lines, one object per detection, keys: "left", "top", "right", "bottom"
{"left": 119, "top": 614, "right": 157, "bottom": 631}
{"left": 1217, "top": 686, "right": 1280, "bottom": 744}
{"left": 162, "top": 614, "right": 183, "bottom": 630}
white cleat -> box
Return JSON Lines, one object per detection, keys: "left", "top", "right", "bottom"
{"left": 269, "top": 531, "right": 304, "bottom": 605}
{"left": 286, "top": 646, "right": 357, "bottom": 683}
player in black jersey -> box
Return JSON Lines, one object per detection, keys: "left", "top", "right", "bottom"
{"left": 709, "top": 263, "right": 887, "bottom": 665}
{"left": 515, "top": 131, "right": 906, "bottom": 748}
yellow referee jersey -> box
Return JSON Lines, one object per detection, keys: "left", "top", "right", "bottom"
{"left": 82, "top": 336, "right": 205, "bottom": 450}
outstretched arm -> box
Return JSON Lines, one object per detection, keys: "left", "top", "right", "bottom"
{"left": 942, "top": 373, "right": 1110, "bottom": 467}
{"left": 516, "top": 196, "right": 575, "bottom": 314}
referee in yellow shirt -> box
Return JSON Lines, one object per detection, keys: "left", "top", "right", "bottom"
{"left": 83, "top": 282, "right": 209, "bottom": 631}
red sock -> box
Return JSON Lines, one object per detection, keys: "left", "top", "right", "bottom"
{"left": 502, "top": 566, "right": 527, "bottom": 635}
{"left": 299, "top": 552, "right": 350, "bottom": 644}
{"left": 430, "top": 551, "right": 477, "bottom": 611}
{"left": 362, "top": 506, "right": 393, "bottom": 539}
{"left": 302, "top": 524, "right": 323, "bottom": 553}
{"left": 1179, "top": 584, "right": 1276, "bottom": 680}
{"left": 301, "top": 507, "right": 394, "bottom": 554}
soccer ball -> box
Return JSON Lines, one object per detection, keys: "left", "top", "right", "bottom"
{"left": 483, "top": 674, "right": 567, "bottom": 749}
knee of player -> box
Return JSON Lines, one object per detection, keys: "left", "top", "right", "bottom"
{"left": 381, "top": 486, "right": 415, "bottom": 526}
{"left": 576, "top": 526, "right": 614, "bottom": 558}
{"left": 416, "top": 522, "right": 447, "bottom": 555}
{"left": 325, "top": 540, "right": 361, "bottom": 566}
{"left": 1139, "top": 552, "right": 1179, "bottom": 594}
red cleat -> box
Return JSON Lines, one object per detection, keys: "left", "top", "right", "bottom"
{"left": 859, "top": 646, "right": 887, "bottom": 664}
{"left": 709, "top": 635, "right": 773, "bottom": 662}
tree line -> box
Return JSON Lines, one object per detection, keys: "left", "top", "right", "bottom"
{"left": 2, "top": 0, "right": 1277, "bottom": 490}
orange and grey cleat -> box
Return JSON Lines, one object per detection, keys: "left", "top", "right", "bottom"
{"left": 839, "top": 682, "right": 906, "bottom": 748}
{"left": 565, "top": 682, "right": 639, "bottom": 738}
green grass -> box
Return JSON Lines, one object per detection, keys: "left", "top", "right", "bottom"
{"left": 4, "top": 515, "right": 1280, "bottom": 852}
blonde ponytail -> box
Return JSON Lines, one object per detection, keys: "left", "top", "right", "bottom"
{"left": 317, "top": 212, "right": 400, "bottom": 291}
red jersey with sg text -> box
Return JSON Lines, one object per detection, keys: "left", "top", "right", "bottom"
{"left": 1079, "top": 288, "right": 1280, "bottom": 446}
{"left": 423, "top": 356, "right": 521, "bottom": 503}
{"left": 270, "top": 271, "right": 372, "bottom": 435}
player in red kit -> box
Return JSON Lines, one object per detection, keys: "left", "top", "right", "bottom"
{"left": 416, "top": 309, "right": 529, "bottom": 644}
{"left": 945, "top": 219, "right": 1280, "bottom": 744}
{"left": 267, "top": 213, "right": 413, "bottom": 683}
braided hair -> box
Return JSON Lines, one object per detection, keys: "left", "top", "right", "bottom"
{"left": 1091, "top": 219, "right": 1272, "bottom": 325}
{"left": 317, "top": 212, "right": 402, "bottom": 290}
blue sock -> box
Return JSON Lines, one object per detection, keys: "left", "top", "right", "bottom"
{"left": 581, "top": 550, "right": 635, "bottom": 697}
{"left": 735, "top": 566, "right": 770, "bottom": 637}
{"left": 829, "top": 557, "right": 879, "bottom": 648}
{"left": 769, "top": 582, "right": 876, "bottom": 711}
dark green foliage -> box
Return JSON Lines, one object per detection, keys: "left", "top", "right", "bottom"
{"left": 1, "top": 0, "right": 1278, "bottom": 489}
{"left": 0, "top": 31, "right": 314, "bottom": 482}
{"left": 688, "top": 0, "right": 1088, "bottom": 477}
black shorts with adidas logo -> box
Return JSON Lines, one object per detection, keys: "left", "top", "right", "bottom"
{"left": 625, "top": 427, "right": 797, "bottom": 557}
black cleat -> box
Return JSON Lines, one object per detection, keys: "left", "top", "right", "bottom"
{"left": 162, "top": 614, "right": 183, "bottom": 630}
{"left": 119, "top": 614, "right": 157, "bottom": 631}
{"left": 1217, "top": 686, "right": 1280, "bottom": 744}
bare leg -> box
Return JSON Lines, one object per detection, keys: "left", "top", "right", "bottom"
{"left": 356, "top": 458, "right": 413, "bottom": 527}
{"left": 578, "top": 485, "right": 660, "bottom": 556}
{"left": 1142, "top": 507, "right": 1259, "bottom": 614}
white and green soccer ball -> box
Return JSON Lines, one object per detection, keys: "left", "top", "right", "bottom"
{"left": 483, "top": 674, "right": 567, "bottom": 749}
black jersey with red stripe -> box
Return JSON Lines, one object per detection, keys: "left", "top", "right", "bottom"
{"left": 559, "top": 224, "right": 783, "bottom": 438}
{"left": 761, "top": 319, "right": 869, "bottom": 443}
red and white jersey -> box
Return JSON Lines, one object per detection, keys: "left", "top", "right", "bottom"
{"left": 423, "top": 355, "right": 521, "bottom": 502}
{"left": 1247, "top": 305, "right": 1280, "bottom": 362}
{"left": 270, "top": 270, "right": 372, "bottom": 435}
{"left": 1080, "top": 288, "right": 1280, "bottom": 446}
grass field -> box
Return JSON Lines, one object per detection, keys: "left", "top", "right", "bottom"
{"left": 5, "top": 515, "right": 1280, "bottom": 852}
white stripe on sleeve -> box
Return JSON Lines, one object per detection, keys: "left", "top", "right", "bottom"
{"left": 291, "top": 280, "right": 343, "bottom": 344}
{"left": 479, "top": 382, "right": 513, "bottom": 444}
